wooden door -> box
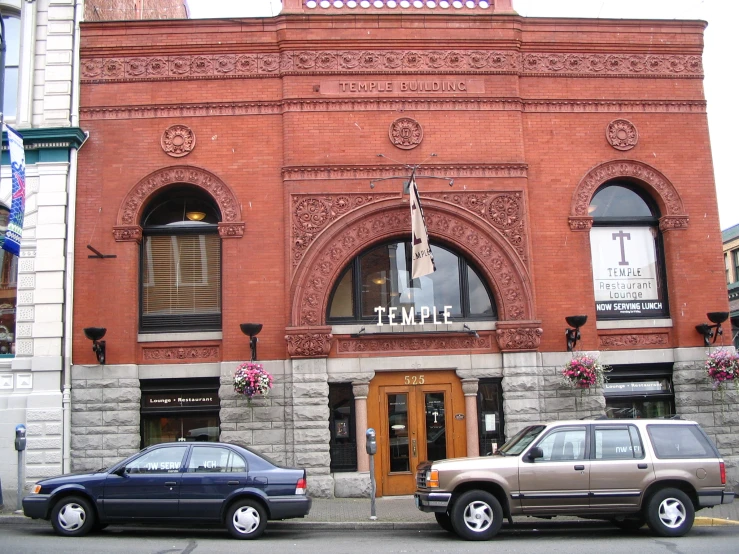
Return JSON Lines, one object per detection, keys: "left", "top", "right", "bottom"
{"left": 369, "top": 371, "right": 466, "bottom": 496}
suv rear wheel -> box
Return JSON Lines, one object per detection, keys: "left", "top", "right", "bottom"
{"left": 646, "top": 488, "right": 695, "bottom": 537}
{"left": 450, "top": 490, "right": 503, "bottom": 541}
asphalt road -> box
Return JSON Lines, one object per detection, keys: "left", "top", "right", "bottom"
{"left": 3, "top": 521, "right": 739, "bottom": 554}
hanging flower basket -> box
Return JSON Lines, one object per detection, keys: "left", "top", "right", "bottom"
{"left": 233, "top": 362, "right": 273, "bottom": 402}
{"left": 561, "top": 354, "right": 609, "bottom": 396}
{"left": 705, "top": 348, "right": 739, "bottom": 398}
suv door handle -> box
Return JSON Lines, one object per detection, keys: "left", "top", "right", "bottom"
{"left": 164, "top": 482, "right": 177, "bottom": 486}
{"left": 574, "top": 465, "right": 585, "bottom": 471}
{"left": 228, "top": 480, "right": 240, "bottom": 485}
{"left": 637, "top": 464, "right": 648, "bottom": 469}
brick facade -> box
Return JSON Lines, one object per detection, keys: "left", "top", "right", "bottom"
{"left": 72, "top": 3, "right": 736, "bottom": 497}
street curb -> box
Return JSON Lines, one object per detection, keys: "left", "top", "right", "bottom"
{"left": 694, "top": 517, "right": 739, "bottom": 526}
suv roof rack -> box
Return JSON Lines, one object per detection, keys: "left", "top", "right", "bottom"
{"left": 579, "top": 415, "right": 610, "bottom": 420}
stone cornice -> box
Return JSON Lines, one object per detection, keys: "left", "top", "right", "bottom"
{"left": 282, "top": 163, "right": 528, "bottom": 181}
{"left": 80, "top": 51, "right": 702, "bottom": 83}
{"left": 80, "top": 98, "right": 706, "bottom": 121}
{"left": 2, "top": 127, "right": 88, "bottom": 150}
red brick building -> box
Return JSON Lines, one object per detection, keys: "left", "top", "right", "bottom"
{"left": 72, "top": 0, "right": 734, "bottom": 497}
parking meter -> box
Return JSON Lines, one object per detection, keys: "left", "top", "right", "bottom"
{"left": 365, "top": 428, "right": 377, "bottom": 455}
{"left": 15, "top": 424, "right": 26, "bottom": 451}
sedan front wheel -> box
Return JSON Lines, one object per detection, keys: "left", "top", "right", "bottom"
{"left": 226, "top": 498, "right": 268, "bottom": 540}
{"left": 50, "top": 495, "right": 96, "bottom": 537}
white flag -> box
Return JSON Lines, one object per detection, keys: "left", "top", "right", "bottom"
{"left": 410, "top": 174, "right": 435, "bottom": 279}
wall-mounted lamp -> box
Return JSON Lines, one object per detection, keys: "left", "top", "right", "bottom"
{"left": 186, "top": 211, "right": 206, "bottom": 221}
{"left": 83, "top": 327, "right": 106, "bottom": 365}
{"left": 240, "top": 323, "right": 263, "bottom": 361}
{"left": 565, "top": 315, "right": 587, "bottom": 352}
{"left": 695, "top": 311, "right": 729, "bottom": 347}
{"left": 463, "top": 324, "right": 480, "bottom": 339}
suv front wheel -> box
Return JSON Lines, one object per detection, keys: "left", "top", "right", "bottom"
{"left": 450, "top": 490, "right": 503, "bottom": 541}
{"left": 646, "top": 488, "right": 695, "bottom": 537}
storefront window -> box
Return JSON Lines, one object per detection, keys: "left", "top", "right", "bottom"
{"left": 328, "top": 240, "right": 496, "bottom": 323}
{"left": 329, "top": 383, "right": 356, "bottom": 472}
{"left": 0, "top": 207, "right": 17, "bottom": 356}
{"left": 140, "top": 378, "right": 220, "bottom": 447}
{"left": 604, "top": 364, "right": 674, "bottom": 419}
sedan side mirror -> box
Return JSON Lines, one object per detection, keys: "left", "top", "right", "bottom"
{"left": 526, "top": 446, "right": 544, "bottom": 462}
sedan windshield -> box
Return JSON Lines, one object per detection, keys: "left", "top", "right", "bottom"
{"left": 498, "top": 425, "right": 545, "bottom": 456}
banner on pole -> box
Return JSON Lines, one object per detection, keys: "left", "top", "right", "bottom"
{"left": 410, "top": 173, "right": 435, "bottom": 279}
{"left": 2, "top": 125, "right": 26, "bottom": 257}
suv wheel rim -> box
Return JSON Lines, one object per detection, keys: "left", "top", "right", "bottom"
{"left": 58, "top": 503, "right": 86, "bottom": 531}
{"left": 658, "top": 497, "right": 686, "bottom": 528}
{"left": 233, "top": 506, "right": 260, "bottom": 534}
{"left": 463, "top": 500, "right": 493, "bottom": 532}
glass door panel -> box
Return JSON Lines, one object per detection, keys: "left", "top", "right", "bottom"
{"left": 424, "top": 392, "right": 447, "bottom": 462}
{"left": 387, "top": 393, "right": 410, "bottom": 472}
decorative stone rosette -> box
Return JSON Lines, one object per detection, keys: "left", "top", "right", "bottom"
{"left": 389, "top": 117, "right": 423, "bottom": 150}
{"left": 285, "top": 326, "right": 333, "bottom": 358}
{"left": 161, "top": 124, "right": 196, "bottom": 157}
{"left": 606, "top": 119, "right": 638, "bottom": 151}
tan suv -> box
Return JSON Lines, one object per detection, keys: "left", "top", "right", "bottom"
{"left": 415, "top": 418, "right": 734, "bottom": 540}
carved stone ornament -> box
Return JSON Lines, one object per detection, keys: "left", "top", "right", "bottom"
{"left": 389, "top": 117, "right": 423, "bottom": 150}
{"left": 161, "top": 124, "right": 196, "bottom": 157}
{"left": 141, "top": 345, "right": 220, "bottom": 362}
{"left": 494, "top": 321, "right": 543, "bottom": 352}
{"left": 337, "top": 334, "right": 491, "bottom": 355}
{"left": 81, "top": 52, "right": 702, "bottom": 82}
{"left": 115, "top": 166, "right": 245, "bottom": 241}
{"left": 290, "top": 197, "right": 534, "bottom": 327}
{"left": 285, "top": 326, "right": 333, "bottom": 358}
{"left": 606, "top": 119, "right": 638, "bottom": 151}
{"left": 599, "top": 333, "right": 669, "bottom": 348}
{"left": 569, "top": 159, "right": 687, "bottom": 232}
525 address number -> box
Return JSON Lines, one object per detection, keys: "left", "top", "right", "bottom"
{"left": 404, "top": 375, "right": 425, "bottom": 385}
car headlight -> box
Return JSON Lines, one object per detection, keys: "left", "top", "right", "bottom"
{"left": 425, "top": 469, "right": 439, "bottom": 488}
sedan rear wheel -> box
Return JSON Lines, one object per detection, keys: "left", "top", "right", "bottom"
{"left": 646, "top": 488, "right": 695, "bottom": 537}
{"left": 226, "top": 498, "right": 268, "bottom": 540}
{"left": 450, "top": 490, "right": 503, "bottom": 541}
{"left": 50, "top": 495, "right": 96, "bottom": 537}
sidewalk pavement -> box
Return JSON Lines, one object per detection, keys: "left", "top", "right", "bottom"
{"left": 2, "top": 495, "right": 739, "bottom": 529}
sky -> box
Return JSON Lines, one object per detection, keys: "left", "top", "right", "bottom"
{"left": 185, "top": 0, "right": 738, "bottom": 231}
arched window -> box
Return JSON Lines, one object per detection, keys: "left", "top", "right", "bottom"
{"left": 140, "top": 186, "right": 221, "bottom": 332}
{"left": 589, "top": 182, "right": 668, "bottom": 320}
{"left": 328, "top": 240, "right": 496, "bottom": 323}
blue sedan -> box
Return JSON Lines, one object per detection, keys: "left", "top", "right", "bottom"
{"left": 23, "top": 442, "right": 311, "bottom": 539}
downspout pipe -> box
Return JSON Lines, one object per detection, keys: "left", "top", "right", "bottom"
{"left": 62, "top": 0, "right": 86, "bottom": 474}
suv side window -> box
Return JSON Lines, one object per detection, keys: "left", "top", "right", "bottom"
{"left": 647, "top": 424, "right": 716, "bottom": 459}
{"left": 535, "top": 427, "right": 586, "bottom": 461}
{"left": 593, "top": 425, "right": 644, "bottom": 460}
{"left": 188, "top": 446, "right": 247, "bottom": 473}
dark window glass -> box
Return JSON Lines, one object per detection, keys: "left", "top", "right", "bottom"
{"left": 188, "top": 446, "right": 246, "bottom": 473}
{"left": 328, "top": 240, "right": 496, "bottom": 322}
{"left": 124, "top": 447, "right": 188, "bottom": 474}
{"left": 647, "top": 425, "right": 717, "bottom": 459}
{"left": 477, "top": 379, "right": 504, "bottom": 455}
{"left": 593, "top": 426, "right": 644, "bottom": 460}
{"left": 140, "top": 188, "right": 221, "bottom": 332}
{"left": 733, "top": 250, "right": 739, "bottom": 284}
{"left": 329, "top": 384, "right": 356, "bottom": 472}
{"left": 589, "top": 184, "right": 654, "bottom": 218}
{"left": 0, "top": 207, "right": 17, "bottom": 356}
{"left": 535, "top": 427, "right": 586, "bottom": 462}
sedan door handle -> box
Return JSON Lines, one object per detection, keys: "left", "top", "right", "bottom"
{"left": 164, "top": 481, "right": 177, "bottom": 486}
{"left": 637, "top": 464, "right": 648, "bottom": 469}
{"left": 228, "top": 481, "right": 240, "bottom": 485}
{"left": 574, "top": 465, "right": 585, "bottom": 471}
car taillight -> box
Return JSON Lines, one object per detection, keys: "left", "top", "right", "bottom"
{"left": 720, "top": 461, "right": 726, "bottom": 485}
{"left": 296, "top": 477, "right": 307, "bottom": 495}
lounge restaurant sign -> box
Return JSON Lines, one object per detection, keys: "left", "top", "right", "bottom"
{"left": 590, "top": 227, "right": 664, "bottom": 318}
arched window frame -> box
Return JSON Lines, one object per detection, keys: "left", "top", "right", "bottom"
{"left": 139, "top": 186, "right": 223, "bottom": 333}
{"left": 589, "top": 181, "right": 670, "bottom": 320}
{"left": 327, "top": 238, "right": 498, "bottom": 324}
